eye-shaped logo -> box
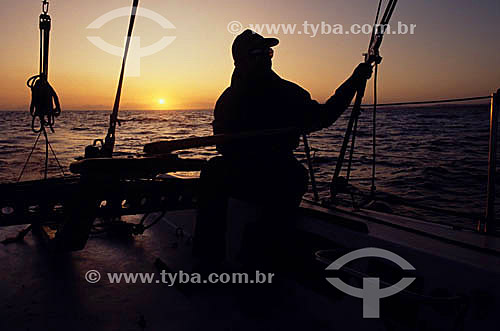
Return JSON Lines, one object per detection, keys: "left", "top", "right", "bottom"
{"left": 326, "top": 248, "right": 416, "bottom": 318}
{"left": 87, "top": 7, "right": 176, "bottom": 77}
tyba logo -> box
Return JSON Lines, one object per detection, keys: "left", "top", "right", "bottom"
{"left": 87, "top": 7, "right": 176, "bottom": 77}
{"left": 326, "top": 248, "right": 416, "bottom": 318}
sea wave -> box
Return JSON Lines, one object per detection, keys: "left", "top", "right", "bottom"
{"left": 0, "top": 105, "right": 494, "bottom": 227}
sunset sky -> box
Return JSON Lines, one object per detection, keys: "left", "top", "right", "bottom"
{"left": 0, "top": 0, "right": 498, "bottom": 110}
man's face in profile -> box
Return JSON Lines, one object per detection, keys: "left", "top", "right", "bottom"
{"left": 245, "top": 47, "right": 273, "bottom": 75}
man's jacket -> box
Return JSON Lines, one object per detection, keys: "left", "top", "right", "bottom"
{"left": 213, "top": 69, "right": 359, "bottom": 158}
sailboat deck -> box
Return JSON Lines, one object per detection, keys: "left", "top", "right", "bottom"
{"left": 0, "top": 209, "right": 388, "bottom": 331}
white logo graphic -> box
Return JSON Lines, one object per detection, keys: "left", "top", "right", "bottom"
{"left": 227, "top": 21, "right": 244, "bottom": 35}
{"left": 85, "top": 270, "right": 101, "bottom": 284}
{"left": 326, "top": 248, "right": 416, "bottom": 318}
{"left": 87, "top": 7, "right": 176, "bottom": 77}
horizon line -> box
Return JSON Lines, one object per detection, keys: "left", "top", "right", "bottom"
{"left": 0, "top": 102, "right": 490, "bottom": 112}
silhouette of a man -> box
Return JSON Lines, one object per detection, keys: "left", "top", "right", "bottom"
{"left": 194, "top": 30, "right": 372, "bottom": 264}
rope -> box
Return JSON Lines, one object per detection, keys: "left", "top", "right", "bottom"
{"left": 303, "top": 134, "right": 320, "bottom": 201}
{"left": 371, "top": 63, "right": 378, "bottom": 196}
{"left": 346, "top": 115, "right": 358, "bottom": 182}
{"left": 48, "top": 140, "right": 66, "bottom": 177}
{"left": 330, "top": 0, "right": 489, "bottom": 205}
{"left": 344, "top": 0, "right": 384, "bottom": 198}
{"left": 370, "top": 0, "right": 384, "bottom": 47}
{"left": 356, "top": 95, "right": 492, "bottom": 108}
{"left": 17, "top": 127, "right": 66, "bottom": 182}
{"left": 331, "top": 0, "right": 398, "bottom": 201}
{"left": 17, "top": 131, "right": 42, "bottom": 182}
{"left": 43, "top": 128, "right": 49, "bottom": 179}
{"left": 27, "top": 75, "right": 61, "bottom": 133}
{"left": 19, "top": 1, "right": 66, "bottom": 182}
{"left": 27, "top": 0, "right": 61, "bottom": 134}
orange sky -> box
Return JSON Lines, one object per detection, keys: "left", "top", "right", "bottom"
{"left": 0, "top": 0, "right": 498, "bottom": 110}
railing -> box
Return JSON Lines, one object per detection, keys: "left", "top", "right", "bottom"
{"left": 481, "top": 89, "right": 500, "bottom": 233}
{"left": 139, "top": 91, "right": 500, "bottom": 234}
{"left": 322, "top": 92, "right": 498, "bottom": 234}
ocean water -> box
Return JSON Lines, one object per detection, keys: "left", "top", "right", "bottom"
{"left": 0, "top": 104, "right": 495, "bottom": 229}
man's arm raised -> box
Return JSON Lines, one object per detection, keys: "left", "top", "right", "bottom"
{"left": 304, "top": 63, "right": 373, "bottom": 133}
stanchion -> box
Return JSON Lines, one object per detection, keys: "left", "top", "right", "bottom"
{"left": 481, "top": 89, "right": 500, "bottom": 233}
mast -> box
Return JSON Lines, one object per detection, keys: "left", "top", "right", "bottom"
{"left": 330, "top": 0, "right": 398, "bottom": 200}
{"left": 86, "top": 0, "right": 140, "bottom": 158}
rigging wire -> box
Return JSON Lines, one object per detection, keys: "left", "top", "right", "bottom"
{"left": 369, "top": 0, "right": 384, "bottom": 197}
{"left": 370, "top": 0, "right": 384, "bottom": 49}
{"left": 17, "top": 131, "right": 42, "bottom": 182}
{"left": 48, "top": 139, "right": 67, "bottom": 177}
{"left": 330, "top": 0, "right": 398, "bottom": 202}
{"left": 303, "top": 134, "right": 320, "bottom": 201}
{"left": 355, "top": 95, "right": 492, "bottom": 108}
{"left": 371, "top": 63, "right": 378, "bottom": 196}
{"left": 345, "top": 0, "right": 384, "bottom": 193}
{"left": 345, "top": 117, "right": 358, "bottom": 182}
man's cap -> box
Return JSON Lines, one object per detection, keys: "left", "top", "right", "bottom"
{"left": 232, "top": 29, "right": 279, "bottom": 62}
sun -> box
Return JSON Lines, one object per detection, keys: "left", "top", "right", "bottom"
{"left": 158, "top": 99, "right": 166, "bottom": 105}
